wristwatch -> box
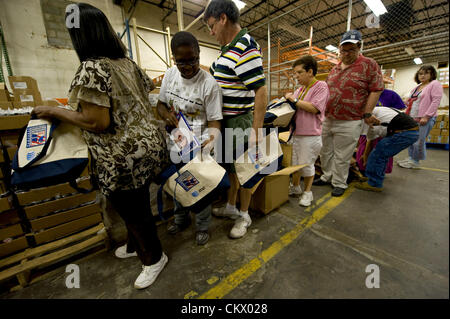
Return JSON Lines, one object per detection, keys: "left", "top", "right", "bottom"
{"left": 292, "top": 98, "right": 299, "bottom": 104}
{"left": 363, "top": 113, "right": 372, "bottom": 119}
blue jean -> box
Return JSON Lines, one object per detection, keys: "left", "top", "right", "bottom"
{"left": 366, "top": 130, "right": 420, "bottom": 188}
{"left": 408, "top": 117, "right": 436, "bottom": 161}
{"left": 174, "top": 202, "right": 212, "bottom": 232}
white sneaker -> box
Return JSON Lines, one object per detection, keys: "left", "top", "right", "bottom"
{"left": 115, "top": 244, "right": 137, "bottom": 259}
{"left": 134, "top": 253, "right": 168, "bottom": 289}
{"left": 299, "top": 191, "right": 313, "bottom": 207}
{"left": 212, "top": 205, "right": 240, "bottom": 219}
{"left": 397, "top": 158, "right": 411, "bottom": 164}
{"left": 229, "top": 214, "right": 252, "bottom": 239}
{"left": 398, "top": 160, "right": 420, "bottom": 169}
{"left": 289, "top": 184, "right": 302, "bottom": 196}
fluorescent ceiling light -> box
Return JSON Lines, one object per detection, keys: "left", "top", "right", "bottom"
{"left": 363, "top": 0, "right": 387, "bottom": 17}
{"left": 232, "top": 0, "right": 246, "bottom": 10}
{"left": 414, "top": 57, "right": 423, "bottom": 65}
{"left": 405, "top": 47, "right": 415, "bottom": 56}
{"left": 326, "top": 45, "right": 338, "bottom": 52}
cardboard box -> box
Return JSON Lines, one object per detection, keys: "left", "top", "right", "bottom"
{"left": 280, "top": 143, "right": 292, "bottom": 167}
{"left": 16, "top": 178, "right": 92, "bottom": 206}
{"left": 440, "top": 129, "right": 449, "bottom": 136}
{"left": 24, "top": 191, "right": 97, "bottom": 220}
{"left": 429, "top": 135, "right": 439, "bottom": 143}
{"left": 0, "top": 89, "right": 11, "bottom": 101}
{"left": 249, "top": 165, "right": 306, "bottom": 215}
{"left": 8, "top": 76, "right": 39, "bottom": 91}
{"left": 438, "top": 136, "right": 449, "bottom": 144}
{"left": 12, "top": 100, "right": 35, "bottom": 108}
{"left": 0, "top": 235, "right": 28, "bottom": 258}
{"left": 13, "top": 89, "right": 42, "bottom": 105}
{"left": 430, "top": 128, "right": 441, "bottom": 136}
{"left": 0, "top": 114, "right": 31, "bottom": 130}
{"left": 0, "top": 223, "right": 24, "bottom": 241}
{"left": 0, "top": 195, "right": 12, "bottom": 212}
{"left": 0, "top": 132, "right": 20, "bottom": 147}
{"left": 6, "top": 146, "right": 17, "bottom": 161}
{"left": 0, "top": 101, "right": 13, "bottom": 110}
{"left": 0, "top": 180, "right": 7, "bottom": 194}
{"left": 0, "top": 209, "right": 21, "bottom": 227}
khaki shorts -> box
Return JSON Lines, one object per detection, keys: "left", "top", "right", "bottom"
{"left": 221, "top": 112, "right": 253, "bottom": 173}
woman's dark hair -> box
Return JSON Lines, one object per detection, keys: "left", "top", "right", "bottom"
{"left": 66, "top": 3, "right": 127, "bottom": 62}
{"left": 171, "top": 31, "right": 200, "bottom": 55}
{"left": 204, "top": 0, "right": 240, "bottom": 24}
{"left": 414, "top": 65, "right": 437, "bottom": 84}
{"left": 292, "top": 55, "right": 318, "bottom": 76}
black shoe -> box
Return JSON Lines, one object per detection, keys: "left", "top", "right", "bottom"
{"left": 196, "top": 231, "right": 209, "bottom": 245}
{"left": 331, "top": 187, "right": 346, "bottom": 197}
{"left": 167, "top": 219, "right": 191, "bottom": 235}
{"left": 313, "top": 178, "right": 330, "bottom": 186}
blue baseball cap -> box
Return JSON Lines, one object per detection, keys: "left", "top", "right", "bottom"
{"left": 340, "top": 30, "right": 362, "bottom": 45}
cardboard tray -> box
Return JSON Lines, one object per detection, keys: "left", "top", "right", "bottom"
{"left": 0, "top": 235, "right": 28, "bottom": 259}
{"left": 16, "top": 177, "right": 92, "bottom": 206}
{"left": 23, "top": 191, "right": 97, "bottom": 220}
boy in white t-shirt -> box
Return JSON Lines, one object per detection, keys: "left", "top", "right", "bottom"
{"left": 157, "top": 31, "right": 223, "bottom": 245}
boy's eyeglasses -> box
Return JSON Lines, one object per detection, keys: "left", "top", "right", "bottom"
{"left": 174, "top": 58, "right": 199, "bottom": 67}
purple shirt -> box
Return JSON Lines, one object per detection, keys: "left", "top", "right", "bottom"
{"left": 293, "top": 80, "right": 330, "bottom": 136}
{"left": 376, "top": 89, "right": 406, "bottom": 109}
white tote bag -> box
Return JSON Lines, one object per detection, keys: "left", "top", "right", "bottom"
{"left": 163, "top": 153, "right": 228, "bottom": 208}
{"left": 234, "top": 130, "right": 283, "bottom": 188}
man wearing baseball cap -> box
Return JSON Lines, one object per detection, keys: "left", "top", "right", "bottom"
{"left": 313, "top": 30, "right": 384, "bottom": 197}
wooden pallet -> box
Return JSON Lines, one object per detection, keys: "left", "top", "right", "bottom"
{"left": 0, "top": 222, "right": 109, "bottom": 290}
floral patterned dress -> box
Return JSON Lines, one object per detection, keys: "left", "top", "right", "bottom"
{"left": 68, "top": 57, "right": 169, "bottom": 196}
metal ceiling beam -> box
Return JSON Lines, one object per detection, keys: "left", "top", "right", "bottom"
{"left": 177, "top": 0, "right": 184, "bottom": 30}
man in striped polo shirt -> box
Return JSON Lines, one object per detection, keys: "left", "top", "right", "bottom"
{"left": 204, "top": 0, "right": 267, "bottom": 239}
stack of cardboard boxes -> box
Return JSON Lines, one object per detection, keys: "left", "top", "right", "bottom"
{"left": 0, "top": 77, "right": 109, "bottom": 290}
{"left": 427, "top": 110, "right": 449, "bottom": 144}
{"left": 8, "top": 76, "right": 43, "bottom": 108}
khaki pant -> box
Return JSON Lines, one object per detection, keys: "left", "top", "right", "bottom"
{"left": 319, "top": 118, "right": 362, "bottom": 189}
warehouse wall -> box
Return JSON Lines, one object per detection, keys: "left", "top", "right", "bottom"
{"left": 127, "top": 1, "right": 220, "bottom": 80}
{"left": 0, "top": 0, "right": 220, "bottom": 99}
{"left": 0, "top": 0, "right": 124, "bottom": 99}
{"left": 393, "top": 63, "right": 449, "bottom": 107}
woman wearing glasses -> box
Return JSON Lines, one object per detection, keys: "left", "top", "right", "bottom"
{"left": 156, "top": 31, "right": 223, "bottom": 245}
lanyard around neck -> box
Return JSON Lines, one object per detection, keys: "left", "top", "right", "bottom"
{"left": 298, "top": 78, "right": 318, "bottom": 101}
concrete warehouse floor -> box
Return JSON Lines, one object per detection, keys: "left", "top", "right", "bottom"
{"left": 1, "top": 148, "right": 448, "bottom": 299}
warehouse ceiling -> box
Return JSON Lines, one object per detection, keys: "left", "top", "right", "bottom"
{"left": 134, "top": 0, "right": 449, "bottom": 68}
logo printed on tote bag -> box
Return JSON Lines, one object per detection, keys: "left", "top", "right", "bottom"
{"left": 176, "top": 170, "right": 200, "bottom": 191}
{"left": 26, "top": 124, "right": 47, "bottom": 148}
{"left": 26, "top": 151, "right": 36, "bottom": 161}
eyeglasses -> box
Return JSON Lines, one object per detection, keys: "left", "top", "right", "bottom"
{"left": 206, "top": 19, "right": 218, "bottom": 32}
{"left": 340, "top": 48, "right": 358, "bottom": 54}
{"left": 174, "top": 58, "right": 199, "bottom": 67}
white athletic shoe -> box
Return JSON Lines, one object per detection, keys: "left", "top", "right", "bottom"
{"left": 289, "top": 184, "right": 303, "bottom": 196}
{"left": 114, "top": 244, "right": 137, "bottom": 259}
{"left": 212, "top": 205, "right": 240, "bottom": 219}
{"left": 398, "top": 160, "right": 420, "bottom": 169}
{"left": 299, "top": 191, "right": 313, "bottom": 207}
{"left": 229, "top": 214, "right": 252, "bottom": 239}
{"left": 134, "top": 253, "right": 168, "bottom": 289}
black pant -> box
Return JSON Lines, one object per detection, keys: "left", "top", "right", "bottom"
{"left": 107, "top": 183, "right": 162, "bottom": 266}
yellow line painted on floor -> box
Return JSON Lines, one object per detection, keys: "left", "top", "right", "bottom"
{"left": 184, "top": 290, "right": 198, "bottom": 299}
{"left": 198, "top": 186, "right": 355, "bottom": 299}
{"left": 419, "top": 167, "right": 449, "bottom": 173}
{"left": 305, "top": 191, "right": 332, "bottom": 213}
